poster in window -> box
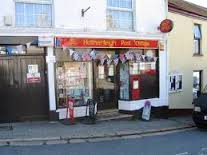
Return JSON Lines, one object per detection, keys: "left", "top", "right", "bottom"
{"left": 98, "top": 66, "right": 105, "bottom": 79}
{"left": 108, "top": 65, "right": 114, "bottom": 76}
{"left": 28, "top": 64, "right": 38, "bottom": 74}
{"left": 133, "top": 80, "right": 139, "bottom": 89}
{"left": 27, "top": 64, "right": 41, "bottom": 83}
{"left": 27, "top": 72, "right": 41, "bottom": 83}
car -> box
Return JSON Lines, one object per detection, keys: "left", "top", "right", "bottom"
{"left": 192, "top": 93, "right": 207, "bottom": 128}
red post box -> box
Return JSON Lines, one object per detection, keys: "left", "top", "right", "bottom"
{"left": 130, "top": 75, "right": 140, "bottom": 100}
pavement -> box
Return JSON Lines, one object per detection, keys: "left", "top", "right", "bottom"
{"left": 0, "top": 115, "right": 195, "bottom": 146}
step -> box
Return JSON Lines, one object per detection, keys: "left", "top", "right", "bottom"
{"left": 97, "top": 109, "right": 133, "bottom": 121}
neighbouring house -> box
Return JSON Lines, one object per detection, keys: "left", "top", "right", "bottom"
{"left": 168, "top": 0, "right": 207, "bottom": 115}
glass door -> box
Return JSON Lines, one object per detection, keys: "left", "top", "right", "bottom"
{"left": 94, "top": 63, "right": 117, "bottom": 110}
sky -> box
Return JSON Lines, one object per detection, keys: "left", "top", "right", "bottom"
{"left": 184, "top": 0, "right": 207, "bottom": 7}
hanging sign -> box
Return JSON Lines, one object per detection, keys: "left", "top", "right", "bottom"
{"left": 159, "top": 19, "right": 174, "bottom": 33}
{"left": 26, "top": 64, "right": 41, "bottom": 83}
{"left": 56, "top": 37, "right": 158, "bottom": 49}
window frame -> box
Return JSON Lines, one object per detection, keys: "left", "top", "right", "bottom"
{"left": 193, "top": 24, "right": 202, "bottom": 55}
{"left": 193, "top": 70, "right": 202, "bottom": 99}
{"left": 106, "top": 0, "right": 135, "bottom": 32}
{"left": 15, "top": 0, "right": 53, "bottom": 28}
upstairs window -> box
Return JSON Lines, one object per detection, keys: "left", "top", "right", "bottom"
{"left": 107, "top": 0, "right": 134, "bottom": 31}
{"left": 15, "top": 0, "right": 52, "bottom": 27}
{"left": 193, "top": 24, "right": 202, "bottom": 55}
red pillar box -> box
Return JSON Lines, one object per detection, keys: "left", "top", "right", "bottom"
{"left": 66, "top": 97, "right": 75, "bottom": 125}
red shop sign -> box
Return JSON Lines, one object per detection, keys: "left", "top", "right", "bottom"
{"left": 56, "top": 37, "right": 158, "bottom": 49}
{"left": 159, "top": 19, "right": 174, "bottom": 33}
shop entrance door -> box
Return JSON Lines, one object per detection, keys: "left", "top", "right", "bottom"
{"left": 0, "top": 55, "right": 48, "bottom": 122}
{"left": 94, "top": 63, "right": 117, "bottom": 110}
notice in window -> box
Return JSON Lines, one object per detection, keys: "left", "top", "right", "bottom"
{"left": 108, "top": 65, "right": 114, "bottom": 76}
{"left": 133, "top": 80, "right": 139, "bottom": 89}
{"left": 27, "top": 64, "right": 41, "bottom": 83}
{"left": 28, "top": 64, "right": 38, "bottom": 74}
{"left": 98, "top": 66, "right": 105, "bottom": 79}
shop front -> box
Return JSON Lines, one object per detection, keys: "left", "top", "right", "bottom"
{"left": 55, "top": 37, "right": 167, "bottom": 119}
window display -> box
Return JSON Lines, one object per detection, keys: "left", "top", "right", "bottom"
{"left": 119, "top": 49, "right": 159, "bottom": 100}
{"left": 56, "top": 62, "right": 92, "bottom": 107}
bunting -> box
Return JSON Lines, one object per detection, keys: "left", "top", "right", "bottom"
{"left": 119, "top": 53, "right": 126, "bottom": 63}
{"left": 67, "top": 49, "right": 158, "bottom": 65}
{"left": 113, "top": 54, "right": 119, "bottom": 66}
{"left": 90, "top": 50, "right": 97, "bottom": 60}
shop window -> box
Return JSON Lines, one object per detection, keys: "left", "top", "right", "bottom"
{"left": 193, "top": 24, "right": 202, "bottom": 55}
{"left": 15, "top": 0, "right": 52, "bottom": 27}
{"left": 169, "top": 74, "right": 183, "bottom": 93}
{"left": 119, "top": 49, "right": 159, "bottom": 100}
{"left": 193, "top": 71, "right": 202, "bottom": 99}
{"left": 56, "top": 61, "right": 93, "bottom": 107}
{"left": 55, "top": 48, "right": 93, "bottom": 107}
{"left": 106, "top": 0, "right": 134, "bottom": 31}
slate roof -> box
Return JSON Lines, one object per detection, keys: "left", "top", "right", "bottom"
{"left": 168, "top": 0, "right": 207, "bottom": 19}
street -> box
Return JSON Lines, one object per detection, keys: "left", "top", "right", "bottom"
{"left": 0, "top": 128, "right": 207, "bottom": 155}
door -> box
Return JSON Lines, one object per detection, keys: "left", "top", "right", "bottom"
{"left": 0, "top": 55, "right": 48, "bottom": 122}
{"left": 94, "top": 63, "right": 117, "bottom": 110}
{"left": 193, "top": 71, "right": 202, "bottom": 100}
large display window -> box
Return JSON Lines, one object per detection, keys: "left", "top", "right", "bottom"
{"left": 55, "top": 49, "right": 93, "bottom": 108}
{"left": 119, "top": 49, "right": 159, "bottom": 100}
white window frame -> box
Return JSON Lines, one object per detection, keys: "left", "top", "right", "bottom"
{"left": 169, "top": 73, "right": 183, "bottom": 93}
{"left": 193, "top": 24, "right": 202, "bottom": 55}
{"left": 15, "top": 0, "right": 52, "bottom": 5}
{"left": 106, "top": 0, "right": 134, "bottom": 31}
{"left": 15, "top": 0, "right": 52, "bottom": 27}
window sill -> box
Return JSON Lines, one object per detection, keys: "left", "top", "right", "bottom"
{"left": 193, "top": 53, "right": 204, "bottom": 57}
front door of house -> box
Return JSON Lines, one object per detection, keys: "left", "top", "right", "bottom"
{"left": 0, "top": 55, "right": 48, "bottom": 122}
{"left": 94, "top": 63, "right": 117, "bottom": 110}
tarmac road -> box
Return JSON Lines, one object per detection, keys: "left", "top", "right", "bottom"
{"left": 0, "top": 128, "right": 207, "bottom": 155}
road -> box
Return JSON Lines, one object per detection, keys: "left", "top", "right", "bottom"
{"left": 0, "top": 128, "right": 207, "bottom": 155}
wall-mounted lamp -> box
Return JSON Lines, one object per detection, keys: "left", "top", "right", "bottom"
{"left": 81, "top": 6, "right": 91, "bottom": 17}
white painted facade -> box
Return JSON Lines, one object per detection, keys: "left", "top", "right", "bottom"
{"left": 0, "top": 0, "right": 168, "bottom": 119}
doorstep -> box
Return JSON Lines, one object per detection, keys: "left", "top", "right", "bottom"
{"left": 96, "top": 109, "right": 133, "bottom": 121}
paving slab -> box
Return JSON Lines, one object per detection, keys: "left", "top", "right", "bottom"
{"left": 0, "top": 116, "right": 195, "bottom": 146}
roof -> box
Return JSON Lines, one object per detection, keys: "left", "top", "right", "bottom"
{"left": 168, "top": 0, "right": 207, "bottom": 20}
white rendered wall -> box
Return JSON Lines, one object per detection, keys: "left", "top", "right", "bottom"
{"left": 0, "top": 0, "right": 166, "bottom": 37}
{"left": 135, "top": 0, "right": 166, "bottom": 34}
